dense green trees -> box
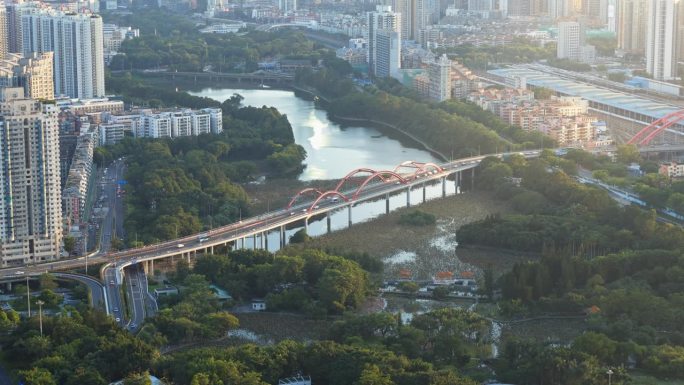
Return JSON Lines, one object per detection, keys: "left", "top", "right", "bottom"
{"left": 5, "top": 309, "right": 158, "bottom": 384}
{"left": 462, "top": 154, "right": 684, "bottom": 382}
{"left": 156, "top": 339, "right": 478, "bottom": 385}
{"left": 327, "top": 309, "right": 490, "bottom": 369}
{"left": 435, "top": 38, "right": 556, "bottom": 68}
{"left": 326, "top": 91, "right": 510, "bottom": 158}
{"left": 95, "top": 92, "right": 305, "bottom": 245}
{"left": 398, "top": 210, "right": 436, "bottom": 226}
{"left": 105, "top": 10, "right": 319, "bottom": 73}
{"left": 495, "top": 338, "right": 628, "bottom": 385}
{"left": 147, "top": 274, "right": 238, "bottom": 344}
{"left": 192, "top": 249, "right": 370, "bottom": 315}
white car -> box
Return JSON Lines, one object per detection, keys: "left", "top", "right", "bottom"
{"left": 177, "top": 244, "right": 185, "bottom": 248}
{"left": 115, "top": 317, "right": 121, "bottom": 322}
{"left": 15, "top": 271, "right": 24, "bottom": 275}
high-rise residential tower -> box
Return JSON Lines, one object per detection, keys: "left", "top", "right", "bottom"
{"left": 428, "top": 54, "right": 451, "bottom": 102}
{"left": 0, "top": 7, "right": 7, "bottom": 59}
{"left": 6, "top": 2, "right": 41, "bottom": 54}
{"left": 557, "top": 21, "right": 584, "bottom": 60}
{"left": 366, "top": 5, "right": 401, "bottom": 77}
{"left": 645, "top": 0, "right": 681, "bottom": 80}
{"left": 0, "top": 87, "right": 62, "bottom": 267}
{"left": 617, "top": 0, "right": 649, "bottom": 56}
{"left": 374, "top": 29, "right": 401, "bottom": 78}
{"left": 21, "top": 11, "right": 105, "bottom": 98}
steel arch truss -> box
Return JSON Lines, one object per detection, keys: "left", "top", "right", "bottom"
{"left": 351, "top": 171, "right": 409, "bottom": 200}
{"left": 307, "top": 191, "right": 349, "bottom": 212}
{"left": 628, "top": 110, "right": 684, "bottom": 146}
{"left": 287, "top": 188, "right": 324, "bottom": 209}
{"left": 334, "top": 168, "right": 384, "bottom": 192}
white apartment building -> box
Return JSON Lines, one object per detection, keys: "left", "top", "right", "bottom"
{"left": 134, "top": 108, "right": 222, "bottom": 139}
{"left": 428, "top": 54, "right": 451, "bottom": 102}
{"left": 0, "top": 88, "right": 62, "bottom": 266}
{"left": 22, "top": 11, "right": 105, "bottom": 98}
{"left": 203, "top": 108, "right": 223, "bottom": 134}
{"left": 646, "top": 0, "right": 681, "bottom": 80}
{"left": 170, "top": 112, "right": 192, "bottom": 137}
{"left": 99, "top": 123, "right": 126, "bottom": 146}
{"left": 0, "top": 52, "right": 54, "bottom": 100}
{"left": 557, "top": 21, "right": 583, "bottom": 60}
{"left": 138, "top": 113, "right": 172, "bottom": 138}
{"left": 192, "top": 113, "right": 211, "bottom": 136}
{"left": 366, "top": 5, "right": 401, "bottom": 77}
{"left": 375, "top": 29, "right": 401, "bottom": 78}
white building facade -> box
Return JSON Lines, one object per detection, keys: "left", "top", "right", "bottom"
{"left": 645, "top": 0, "right": 681, "bottom": 80}
{"left": 22, "top": 11, "right": 106, "bottom": 98}
{"left": 0, "top": 88, "right": 62, "bottom": 266}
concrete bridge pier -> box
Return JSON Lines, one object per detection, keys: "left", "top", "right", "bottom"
{"left": 456, "top": 171, "right": 461, "bottom": 194}
{"left": 326, "top": 212, "right": 331, "bottom": 233}
{"left": 263, "top": 232, "right": 268, "bottom": 251}
{"left": 241, "top": 237, "right": 245, "bottom": 249}
{"left": 471, "top": 168, "right": 475, "bottom": 190}
{"left": 5, "top": 282, "right": 11, "bottom": 292}
{"left": 348, "top": 205, "right": 353, "bottom": 227}
{"left": 186, "top": 252, "right": 191, "bottom": 264}
{"left": 280, "top": 226, "right": 286, "bottom": 248}
{"left": 385, "top": 193, "right": 390, "bottom": 214}
{"left": 253, "top": 234, "right": 258, "bottom": 250}
{"left": 150, "top": 259, "right": 154, "bottom": 274}
{"left": 422, "top": 182, "right": 426, "bottom": 203}
{"left": 441, "top": 177, "right": 447, "bottom": 198}
{"left": 406, "top": 187, "right": 411, "bottom": 207}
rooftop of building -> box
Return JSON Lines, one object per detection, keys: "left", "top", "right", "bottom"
{"left": 489, "top": 67, "right": 680, "bottom": 120}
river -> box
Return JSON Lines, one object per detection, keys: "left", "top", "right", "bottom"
{"left": 188, "top": 87, "right": 442, "bottom": 180}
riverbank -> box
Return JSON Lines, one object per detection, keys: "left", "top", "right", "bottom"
{"left": 330, "top": 115, "right": 449, "bottom": 162}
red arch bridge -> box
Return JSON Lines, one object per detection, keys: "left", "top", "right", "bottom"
{"left": 0, "top": 152, "right": 545, "bottom": 286}
{"left": 627, "top": 110, "right": 684, "bottom": 146}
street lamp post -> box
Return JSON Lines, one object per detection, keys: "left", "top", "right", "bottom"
{"left": 606, "top": 369, "right": 613, "bottom": 385}
{"left": 36, "top": 300, "right": 44, "bottom": 337}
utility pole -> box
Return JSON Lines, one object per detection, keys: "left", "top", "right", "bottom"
{"left": 36, "top": 300, "right": 44, "bottom": 337}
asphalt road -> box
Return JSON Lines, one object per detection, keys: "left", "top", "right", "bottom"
{"left": 124, "top": 264, "right": 154, "bottom": 331}
{"left": 100, "top": 159, "right": 126, "bottom": 254}
{"left": 53, "top": 272, "right": 107, "bottom": 311}
{"left": 103, "top": 266, "right": 123, "bottom": 323}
